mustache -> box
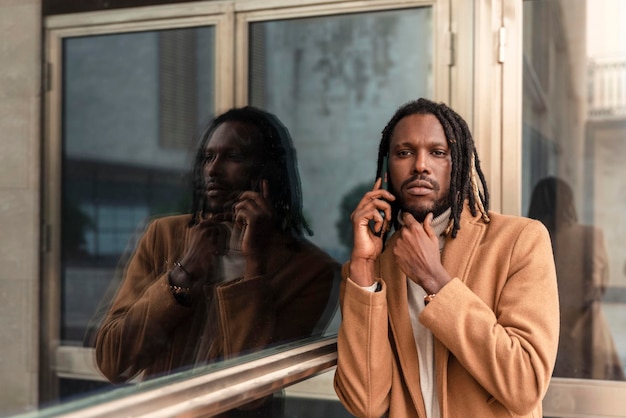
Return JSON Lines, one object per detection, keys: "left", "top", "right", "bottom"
{"left": 400, "top": 174, "right": 440, "bottom": 191}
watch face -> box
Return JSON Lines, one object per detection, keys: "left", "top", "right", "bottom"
{"left": 424, "top": 294, "right": 436, "bottom": 305}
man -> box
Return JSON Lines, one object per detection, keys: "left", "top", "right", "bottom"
{"left": 334, "top": 98, "right": 559, "bottom": 417}
{"left": 95, "top": 106, "right": 339, "bottom": 390}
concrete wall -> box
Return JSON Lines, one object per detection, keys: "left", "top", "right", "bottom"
{"left": 0, "top": 0, "right": 41, "bottom": 414}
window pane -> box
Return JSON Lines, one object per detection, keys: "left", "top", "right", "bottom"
{"left": 522, "top": 0, "right": 626, "bottom": 380}
{"left": 249, "top": 6, "right": 433, "bottom": 264}
{"left": 248, "top": 6, "right": 433, "bottom": 411}
{"left": 61, "top": 26, "right": 215, "bottom": 343}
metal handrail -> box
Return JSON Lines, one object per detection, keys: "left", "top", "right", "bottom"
{"left": 19, "top": 337, "right": 338, "bottom": 418}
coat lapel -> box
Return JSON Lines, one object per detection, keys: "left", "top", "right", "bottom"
{"left": 380, "top": 233, "right": 427, "bottom": 416}
{"left": 440, "top": 206, "right": 485, "bottom": 282}
{"left": 383, "top": 206, "right": 487, "bottom": 417}
{"left": 436, "top": 205, "right": 487, "bottom": 416}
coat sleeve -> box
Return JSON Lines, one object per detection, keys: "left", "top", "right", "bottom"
{"left": 420, "top": 220, "right": 560, "bottom": 415}
{"left": 333, "top": 263, "right": 393, "bottom": 418}
{"left": 94, "top": 218, "right": 192, "bottom": 383}
{"left": 96, "top": 226, "right": 339, "bottom": 382}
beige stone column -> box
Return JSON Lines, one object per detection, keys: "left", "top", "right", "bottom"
{"left": 0, "top": 0, "right": 42, "bottom": 413}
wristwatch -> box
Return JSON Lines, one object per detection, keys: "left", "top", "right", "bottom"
{"left": 423, "top": 293, "right": 436, "bottom": 305}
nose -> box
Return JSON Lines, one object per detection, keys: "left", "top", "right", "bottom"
{"left": 413, "top": 150, "right": 430, "bottom": 174}
{"left": 205, "top": 155, "right": 222, "bottom": 177}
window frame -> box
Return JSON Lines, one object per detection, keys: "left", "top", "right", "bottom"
{"left": 232, "top": 0, "right": 451, "bottom": 106}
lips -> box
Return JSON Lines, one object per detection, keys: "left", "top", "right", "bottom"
{"left": 405, "top": 179, "right": 435, "bottom": 196}
{"left": 206, "top": 182, "right": 228, "bottom": 197}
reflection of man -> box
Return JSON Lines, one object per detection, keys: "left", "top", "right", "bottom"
{"left": 334, "top": 98, "right": 559, "bottom": 417}
{"left": 529, "top": 176, "right": 624, "bottom": 380}
{"left": 95, "top": 107, "right": 339, "bottom": 389}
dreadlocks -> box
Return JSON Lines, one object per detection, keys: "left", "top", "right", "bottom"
{"left": 377, "top": 98, "right": 490, "bottom": 238}
{"left": 189, "top": 106, "right": 312, "bottom": 238}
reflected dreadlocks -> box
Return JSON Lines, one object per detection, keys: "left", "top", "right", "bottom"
{"left": 189, "top": 106, "right": 312, "bottom": 238}
{"left": 377, "top": 98, "right": 490, "bottom": 238}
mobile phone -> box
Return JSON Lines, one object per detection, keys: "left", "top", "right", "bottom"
{"left": 379, "top": 154, "right": 389, "bottom": 193}
{"left": 250, "top": 167, "right": 268, "bottom": 193}
{"left": 369, "top": 154, "right": 389, "bottom": 235}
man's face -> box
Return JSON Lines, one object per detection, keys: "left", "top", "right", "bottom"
{"left": 388, "top": 113, "right": 452, "bottom": 222}
{"left": 203, "top": 121, "right": 261, "bottom": 214}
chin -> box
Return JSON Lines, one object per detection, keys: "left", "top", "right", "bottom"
{"left": 402, "top": 206, "right": 431, "bottom": 223}
{"left": 402, "top": 199, "right": 449, "bottom": 223}
{"left": 204, "top": 200, "right": 230, "bottom": 215}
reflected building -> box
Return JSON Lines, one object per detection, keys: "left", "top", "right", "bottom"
{"left": 62, "top": 28, "right": 215, "bottom": 342}
{"left": 522, "top": 0, "right": 626, "bottom": 379}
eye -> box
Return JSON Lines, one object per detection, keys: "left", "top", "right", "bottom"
{"left": 396, "top": 150, "right": 413, "bottom": 158}
{"left": 432, "top": 149, "right": 448, "bottom": 157}
{"left": 227, "top": 152, "right": 245, "bottom": 161}
{"left": 203, "top": 153, "right": 215, "bottom": 164}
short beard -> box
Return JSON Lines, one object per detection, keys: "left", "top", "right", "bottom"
{"left": 401, "top": 195, "right": 451, "bottom": 223}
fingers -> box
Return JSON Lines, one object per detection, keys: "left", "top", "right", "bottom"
{"left": 351, "top": 181, "right": 397, "bottom": 237}
{"left": 368, "top": 178, "right": 396, "bottom": 202}
{"left": 401, "top": 212, "right": 438, "bottom": 238}
{"left": 260, "top": 179, "right": 271, "bottom": 202}
{"left": 423, "top": 213, "right": 435, "bottom": 237}
{"left": 233, "top": 190, "right": 272, "bottom": 228}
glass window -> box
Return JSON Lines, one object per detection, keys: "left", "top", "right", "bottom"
{"left": 247, "top": 6, "right": 434, "bottom": 412}
{"left": 523, "top": 0, "right": 626, "bottom": 381}
{"left": 61, "top": 26, "right": 215, "bottom": 343}
{"left": 249, "top": 6, "right": 433, "bottom": 263}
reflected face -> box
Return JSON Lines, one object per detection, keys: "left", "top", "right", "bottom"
{"left": 203, "top": 121, "right": 261, "bottom": 213}
{"left": 388, "top": 113, "right": 452, "bottom": 222}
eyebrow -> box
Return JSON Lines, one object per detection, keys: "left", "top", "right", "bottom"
{"left": 391, "top": 139, "right": 449, "bottom": 149}
{"left": 204, "top": 143, "right": 243, "bottom": 152}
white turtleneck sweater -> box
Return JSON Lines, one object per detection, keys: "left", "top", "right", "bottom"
{"left": 362, "top": 208, "right": 451, "bottom": 418}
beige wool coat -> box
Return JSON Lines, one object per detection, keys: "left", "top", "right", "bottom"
{"left": 334, "top": 206, "right": 560, "bottom": 418}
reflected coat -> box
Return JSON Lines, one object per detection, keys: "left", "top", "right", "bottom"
{"left": 95, "top": 214, "right": 339, "bottom": 383}
{"left": 551, "top": 223, "right": 624, "bottom": 380}
{"left": 334, "top": 206, "right": 560, "bottom": 418}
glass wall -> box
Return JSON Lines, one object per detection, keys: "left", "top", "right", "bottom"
{"left": 522, "top": 0, "right": 626, "bottom": 381}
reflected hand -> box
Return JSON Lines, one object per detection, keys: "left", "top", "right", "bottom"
{"left": 177, "top": 219, "right": 231, "bottom": 286}
{"left": 233, "top": 179, "right": 276, "bottom": 260}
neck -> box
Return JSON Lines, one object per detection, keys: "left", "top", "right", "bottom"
{"left": 430, "top": 208, "right": 451, "bottom": 237}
